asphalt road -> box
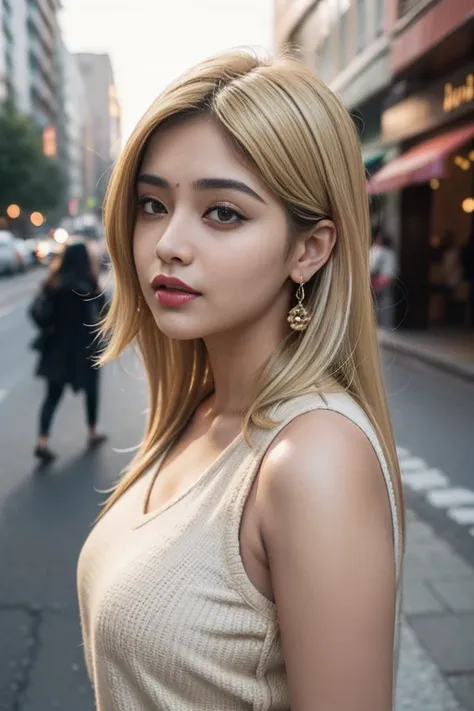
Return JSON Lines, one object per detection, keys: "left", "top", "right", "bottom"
{"left": 0, "top": 268, "right": 147, "bottom": 710}
{"left": 384, "top": 346, "right": 474, "bottom": 568}
{"left": 0, "top": 268, "right": 472, "bottom": 710}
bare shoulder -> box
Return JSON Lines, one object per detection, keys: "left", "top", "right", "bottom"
{"left": 258, "top": 408, "right": 391, "bottom": 521}
{"left": 256, "top": 409, "right": 397, "bottom": 709}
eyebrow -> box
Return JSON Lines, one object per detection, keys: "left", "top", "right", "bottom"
{"left": 137, "top": 173, "right": 266, "bottom": 204}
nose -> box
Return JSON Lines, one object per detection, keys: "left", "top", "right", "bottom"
{"left": 155, "top": 215, "right": 193, "bottom": 266}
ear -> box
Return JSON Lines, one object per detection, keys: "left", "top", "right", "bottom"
{"left": 290, "top": 219, "right": 337, "bottom": 284}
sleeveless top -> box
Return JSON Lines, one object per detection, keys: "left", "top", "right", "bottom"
{"left": 77, "top": 392, "right": 402, "bottom": 710}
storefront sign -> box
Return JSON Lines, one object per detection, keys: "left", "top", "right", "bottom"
{"left": 382, "top": 63, "right": 474, "bottom": 144}
{"left": 443, "top": 74, "right": 474, "bottom": 113}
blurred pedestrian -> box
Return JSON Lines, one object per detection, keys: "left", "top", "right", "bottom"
{"left": 78, "top": 52, "right": 403, "bottom": 711}
{"left": 30, "top": 241, "right": 107, "bottom": 463}
{"left": 369, "top": 230, "right": 397, "bottom": 325}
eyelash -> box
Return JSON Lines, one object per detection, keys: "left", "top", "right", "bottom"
{"left": 136, "top": 196, "right": 248, "bottom": 225}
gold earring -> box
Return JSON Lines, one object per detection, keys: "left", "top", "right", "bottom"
{"left": 287, "top": 277, "right": 310, "bottom": 332}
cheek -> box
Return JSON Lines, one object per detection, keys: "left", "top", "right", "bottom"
{"left": 210, "top": 228, "right": 288, "bottom": 306}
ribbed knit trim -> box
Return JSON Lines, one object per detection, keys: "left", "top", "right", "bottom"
{"left": 132, "top": 433, "right": 245, "bottom": 531}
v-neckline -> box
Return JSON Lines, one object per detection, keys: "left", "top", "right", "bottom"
{"left": 133, "top": 430, "right": 245, "bottom": 530}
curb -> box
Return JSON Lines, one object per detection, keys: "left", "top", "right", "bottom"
{"left": 377, "top": 330, "right": 474, "bottom": 382}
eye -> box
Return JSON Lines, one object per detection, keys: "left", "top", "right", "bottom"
{"left": 137, "top": 197, "right": 167, "bottom": 216}
{"left": 204, "top": 204, "right": 247, "bottom": 225}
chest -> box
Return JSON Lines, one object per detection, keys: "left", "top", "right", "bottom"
{"left": 144, "top": 430, "right": 272, "bottom": 601}
{"left": 145, "top": 430, "right": 231, "bottom": 515}
{"left": 79, "top": 474, "right": 275, "bottom": 697}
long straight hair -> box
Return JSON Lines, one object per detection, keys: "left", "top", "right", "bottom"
{"left": 97, "top": 51, "right": 404, "bottom": 551}
{"left": 44, "top": 241, "right": 98, "bottom": 294}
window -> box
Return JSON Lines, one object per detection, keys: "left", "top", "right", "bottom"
{"left": 356, "top": 0, "right": 366, "bottom": 53}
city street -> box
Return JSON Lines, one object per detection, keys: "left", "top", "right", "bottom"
{"left": 0, "top": 269, "right": 473, "bottom": 710}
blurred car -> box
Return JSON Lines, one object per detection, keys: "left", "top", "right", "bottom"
{"left": 35, "top": 236, "right": 63, "bottom": 264}
{"left": 24, "top": 238, "right": 41, "bottom": 263}
{"left": 0, "top": 230, "right": 21, "bottom": 275}
{"left": 13, "top": 237, "right": 36, "bottom": 270}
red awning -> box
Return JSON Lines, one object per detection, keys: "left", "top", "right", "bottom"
{"left": 367, "top": 122, "right": 474, "bottom": 195}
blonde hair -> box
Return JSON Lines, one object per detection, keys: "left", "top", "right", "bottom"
{"left": 98, "top": 50, "right": 404, "bottom": 546}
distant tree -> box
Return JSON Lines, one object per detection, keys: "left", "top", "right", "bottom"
{"left": 0, "top": 104, "right": 66, "bottom": 216}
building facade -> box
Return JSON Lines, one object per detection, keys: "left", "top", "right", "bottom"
{"left": 370, "top": 0, "right": 474, "bottom": 330}
{"left": 57, "top": 39, "right": 89, "bottom": 213}
{"left": 76, "top": 53, "right": 122, "bottom": 210}
{"left": 0, "top": 0, "right": 61, "bottom": 129}
{"left": 0, "top": 0, "right": 15, "bottom": 103}
{"left": 0, "top": 0, "right": 96, "bottom": 217}
{"left": 275, "top": 0, "right": 474, "bottom": 331}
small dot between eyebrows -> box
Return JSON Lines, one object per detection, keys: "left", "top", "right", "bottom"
{"left": 175, "top": 183, "right": 180, "bottom": 188}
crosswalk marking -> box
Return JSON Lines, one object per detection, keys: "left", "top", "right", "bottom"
{"left": 400, "top": 457, "right": 428, "bottom": 473}
{"left": 399, "top": 445, "right": 474, "bottom": 539}
{"left": 402, "top": 469, "right": 448, "bottom": 491}
{"left": 427, "top": 488, "right": 474, "bottom": 508}
{"left": 448, "top": 508, "right": 474, "bottom": 525}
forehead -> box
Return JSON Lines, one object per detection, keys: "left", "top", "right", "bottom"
{"left": 139, "top": 115, "right": 265, "bottom": 188}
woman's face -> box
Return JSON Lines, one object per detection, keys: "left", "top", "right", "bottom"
{"left": 133, "top": 115, "right": 295, "bottom": 341}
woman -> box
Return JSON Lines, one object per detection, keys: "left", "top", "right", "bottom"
{"left": 32, "top": 241, "right": 107, "bottom": 462}
{"left": 78, "top": 52, "right": 404, "bottom": 710}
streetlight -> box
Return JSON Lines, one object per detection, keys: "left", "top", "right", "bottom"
{"left": 6, "top": 204, "right": 21, "bottom": 219}
{"left": 30, "top": 212, "right": 44, "bottom": 227}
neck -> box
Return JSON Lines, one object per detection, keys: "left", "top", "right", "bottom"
{"left": 204, "top": 304, "right": 290, "bottom": 417}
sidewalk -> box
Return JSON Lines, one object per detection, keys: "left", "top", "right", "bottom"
{"left": 378, "top": 328, "right": 474, "bottom": 381}
{"left": 396, "top": 509, "right": 474, "bottom": 711}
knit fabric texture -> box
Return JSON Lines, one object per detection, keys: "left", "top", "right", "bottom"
{"left": 78, "top": 392, "right": 402, "bottom": 710}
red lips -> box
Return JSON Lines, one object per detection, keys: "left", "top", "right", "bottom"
{"left": 151, "top": 275, "right": 201, "bottom": 295}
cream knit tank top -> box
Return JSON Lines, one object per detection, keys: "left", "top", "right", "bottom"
{"left": 78, "top": 392, "right": 402, "bottom": 710}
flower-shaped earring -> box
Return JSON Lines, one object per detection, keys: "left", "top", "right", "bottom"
{"left": 287, "top": 277, "right": 310, "bottom": 332}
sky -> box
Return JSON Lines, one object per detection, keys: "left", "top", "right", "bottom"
{"left": 60, "top": 0, "right": 275, "bottom": 143}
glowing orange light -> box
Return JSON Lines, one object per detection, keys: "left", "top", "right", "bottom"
{"left": 42, "top": 126, "right": 57, "bottom": 157}
{"left": 30, "top": 212, "right": 44, "bottom": 227}
{"left": 6, "top": 204, "right": 21, "bottom": 219}
{"left": 462, "top": 198, "right": 474, "bottom": 214}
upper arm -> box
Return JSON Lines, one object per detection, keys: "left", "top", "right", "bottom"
{"left": 259, "top": 410, "right": 396, "bottom": 711}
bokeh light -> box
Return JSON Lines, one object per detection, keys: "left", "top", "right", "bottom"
{"left": 461, "top": 198, "right": 474, "bottom": 214}
{"left": 54, "top": 228, "right": 69, "bottom": 244}
{"left": 30, "top": 212, "right": 44, "bottom": 227}
{"left": 6, "top": 204, "right": 21, "bottom": 219}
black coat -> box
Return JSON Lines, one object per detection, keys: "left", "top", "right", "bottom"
{"left": 33, "top": 278, "right": 105, "bottom": 392}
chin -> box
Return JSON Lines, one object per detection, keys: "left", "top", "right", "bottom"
{"left": 151, "top": 312, "right": 208, "bottom": 341}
